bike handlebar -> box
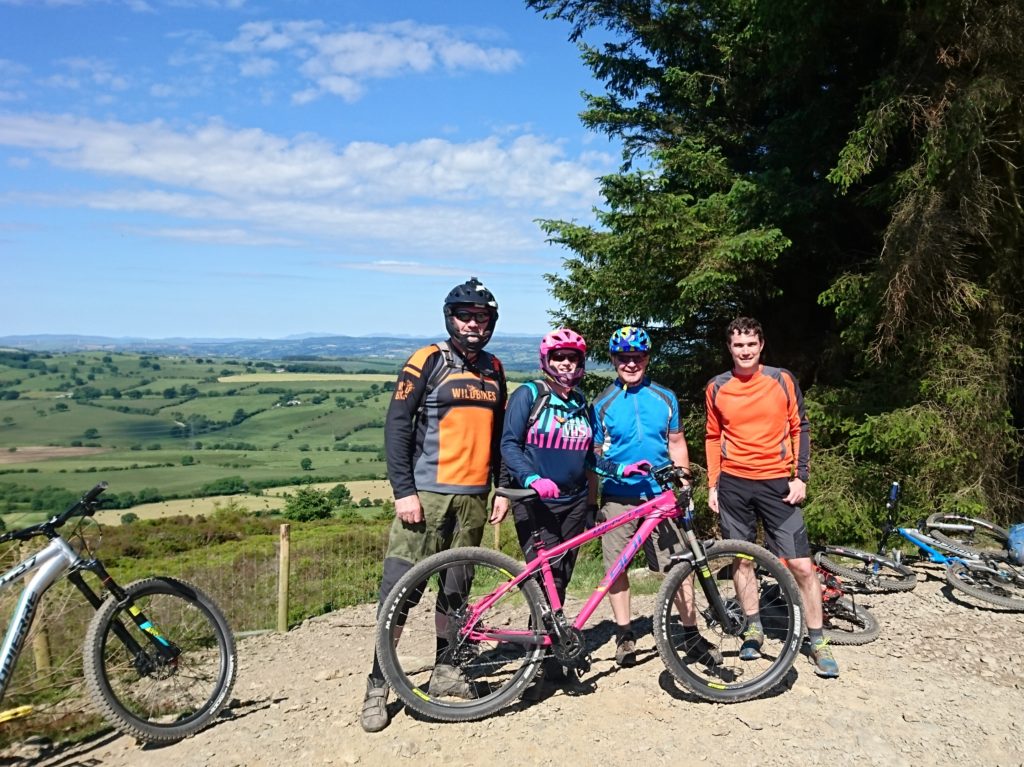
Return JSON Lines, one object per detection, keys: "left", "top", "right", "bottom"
{"left": 651, "top": 463, "right": 695, "bottom": 490}
{"left": 495, "top": 464, "right": 695, "bottom": 504}
{"left": 0, "top": 482, "right": 108, "bottom": 543}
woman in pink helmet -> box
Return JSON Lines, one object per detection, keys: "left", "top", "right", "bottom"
{"left": 500, "top": 329, "right": 644, "bottom": 689}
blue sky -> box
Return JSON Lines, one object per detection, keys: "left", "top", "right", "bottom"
{"left": 0, "top": 0, "right": 617, "bottom": 339}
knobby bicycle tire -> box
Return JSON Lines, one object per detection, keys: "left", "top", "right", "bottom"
{"left": 376, "top": 547, "right": 546, "bottom": 722}
{"left": 946, "top": 560, "right": 1024, "bottom": 611}
{"left": 83, "top": 577, "right": 237, "bottom": 743}
{"left": 814, "top": 546, "right": 917, "bottom": 592}
{"left": 653, "top": 539, "right": 803, "bottom": 703}
{"left": 822, "top": 597, "right": 880, "bottom": 645}
{"left": 924, "top": 513, "right": 1009, "bottom": 558}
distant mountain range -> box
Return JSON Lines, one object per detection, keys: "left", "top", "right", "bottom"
{"left": 0, "top": 333, "right": 545, "bottom": 370}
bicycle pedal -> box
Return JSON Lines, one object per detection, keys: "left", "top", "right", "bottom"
{"left": 575, "top": 655, "right": 592, "bottom": 676}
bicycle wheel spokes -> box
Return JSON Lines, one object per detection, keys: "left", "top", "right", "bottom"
{"left": 85, "top": 578, "right": 236, "bottom": 743}
{"left": 946, "top": 560, "right": 1024, "bottom": 611}
{"left": 377, "top": 547, "right": 545, "bottom": 722}
{"left": 814, "top": 546, "right": 917, "bottom": 592}
{"left": 822, "top": 597, "right": 881, "bottom": 645}
{"left": 654, "top": 541, "right": 803, "bottom": 703}
{"left": 925, "top": 513, "right": 1009, "bottom": 557}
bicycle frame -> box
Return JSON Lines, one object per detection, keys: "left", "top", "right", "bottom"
{"left": 887, "top": 526, "right": 982, "bottom": 565}
{"left": 1, "top": 510, "right": 181, "bottom": 708}
{"left": 874, "top": 482, "right": 985, "bottom": 566}
{"left": 0, "top": 537, "right": 83, "bottom": 699}
{"left": 464, "top": 482, "right": 735, "bottom": 648}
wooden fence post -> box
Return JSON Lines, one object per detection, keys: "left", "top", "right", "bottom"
{"left": 32, "top": 627, "right": 52, "bottom": 677}
{"left": 277, "top": 523, "right": 290, "bottom": 633}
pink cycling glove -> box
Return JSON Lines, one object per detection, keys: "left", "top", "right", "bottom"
{"left": 529, "top": 478, "right": 561, "bottom": 498}
{"left": 621, "top": 461, "right": 652, "bottom": 477}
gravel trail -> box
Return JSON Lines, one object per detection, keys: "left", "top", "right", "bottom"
{"left": 7, "top": 566, "right": 1024, "bottom": 767}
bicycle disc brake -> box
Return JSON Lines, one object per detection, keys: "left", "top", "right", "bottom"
{"left": 703, "top": 597, "right": 746, "bottom": 636}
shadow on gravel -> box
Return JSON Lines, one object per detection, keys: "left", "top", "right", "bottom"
{"left": 30, "top": 696, "right": 284, "bottom": 767}
{"left": 656, "top": 665, "right": 799, "bottom": 705}
{"left": 941, "top": 583, "right": 1022, "bottom": 612}
{"left": 15, "top": 731, "right": 120, "bottom": 767}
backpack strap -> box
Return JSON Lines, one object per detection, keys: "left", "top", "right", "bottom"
{"left": 524, "top": 379, "right": 553, "bottom": 429}
{"left": 416, "top": 341, "right": 457, "bottom": 418}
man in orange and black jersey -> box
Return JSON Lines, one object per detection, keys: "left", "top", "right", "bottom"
{"left": 360, "top": 277, "right": 509, "bottom": 732}
{"left": 705, "top": 316, "right": 839, "bottom": 679}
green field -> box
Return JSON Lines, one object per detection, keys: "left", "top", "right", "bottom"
{"left": 0, "top": 350, "right": 399, "bottom": 517}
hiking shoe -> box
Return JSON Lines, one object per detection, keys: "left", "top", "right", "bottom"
{"left": 427, "top": 663, "right": 476, "bottom": 698}
{"left": 739, "top": 624, "right": 764, "bottom": 661}
{"left": 360, "top": 676, "right": 389, "bottom": 733}
{"left": 809, "top": 638, "right": 840, "bottom": 678}
{"left": 615, "top": 633, "right": 637, "bottom": 667}
{"left": 680, "top": 631, "right": 723, "bottom": 666}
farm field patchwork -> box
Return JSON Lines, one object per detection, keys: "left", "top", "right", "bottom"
{"left": 0, "top": 351, "right": 398, "bottom": 517}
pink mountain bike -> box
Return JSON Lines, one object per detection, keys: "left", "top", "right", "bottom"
{"left": 375, "top": 465, "right": 803, "bottom": 721}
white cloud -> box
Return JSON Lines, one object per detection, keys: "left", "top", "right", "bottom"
{"left": 41, "top": 58, "right": 130, "bottom": 93}
{"left": 0, "top": 114, "right": 605, "bottom": 206}
{"left": 239, "top": 57, "right": 277, "bottom": 77}
{"left": 339, "top": 261, "right": 473, "bottom": 278}
{"left": 0, "top": 58, "right": 29, "bottom": 78}
{"left": 136, "top": 226, "right": 300, "bottom": 246}
{"left": 221, "top": 20, "right": 522, "bottom": 103}
{"left": 0, "top": 113, "right": 612, "bottom": 258}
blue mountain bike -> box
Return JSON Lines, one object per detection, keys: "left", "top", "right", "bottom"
{"left": 815, "top": 482, "right": 1024, "bottom": 610}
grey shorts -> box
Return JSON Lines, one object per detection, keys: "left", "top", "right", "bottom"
{"left": 716, "top": 473, "right": 810, "bottom": 559}
{"left": 383, "top": 490, "right": 488, "bottom": 563}
{"left": 598, "top": 498, "right": 685, "bottom": 573}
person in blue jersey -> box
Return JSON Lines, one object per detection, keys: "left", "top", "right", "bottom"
{"left": 592, "top": 326, "right": 720, "bottom": 668}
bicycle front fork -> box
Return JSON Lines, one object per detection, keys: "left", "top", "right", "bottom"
{"left": 681, "top": 530, "right": 745, "bottom": 635}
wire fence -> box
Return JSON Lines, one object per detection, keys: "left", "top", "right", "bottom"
{"left": 0, "top": 518, "right": 531, "bottom": 742}
{"left": 0, "top": 514, "right": 621, "bottom": 746}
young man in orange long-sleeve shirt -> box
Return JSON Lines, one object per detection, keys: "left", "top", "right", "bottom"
{"left": 705, "top": 316, "right": 838, "bottom": 678}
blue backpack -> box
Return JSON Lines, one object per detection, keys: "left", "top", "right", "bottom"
{"left": 1008, "top": 523, "right": 1024, "bottom": 566}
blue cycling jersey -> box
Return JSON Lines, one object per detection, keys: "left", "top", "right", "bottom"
{"left": 592, "top": 377, "right": 682, "bottom": 498}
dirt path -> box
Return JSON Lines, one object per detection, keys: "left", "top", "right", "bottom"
{"left": 9, "top": 565, "right": 1024, "bottom": 767}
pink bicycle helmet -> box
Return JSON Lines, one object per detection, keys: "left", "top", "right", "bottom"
{"left": 539, "top": 328, "right": 587, "bottom": 387}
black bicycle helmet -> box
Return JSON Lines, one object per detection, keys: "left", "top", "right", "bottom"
{"left": 443, "top": 277, "right": 499, "bottom": 353}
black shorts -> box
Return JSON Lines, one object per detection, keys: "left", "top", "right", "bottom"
{"left": 716, "top": 473, "right": 810, "bottom": 559}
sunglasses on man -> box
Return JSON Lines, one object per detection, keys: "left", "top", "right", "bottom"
{"left": 453, "top": 309, "right": 492, "bottom": 323}
{"left": 614, "top": 353, "right": 649, "bottom": 366}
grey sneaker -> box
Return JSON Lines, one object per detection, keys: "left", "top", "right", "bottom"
{"left": 680, "top": 631, "right": 723, "bottom": 666}
{"left": 739, "top": 624, "right": 764, "bottom": 661}
{"left": 615, "top": 633, "right": 637, "bottom": 667}
{"left": 809, "top": 638, "right": 840, "bottom": 678}
{"left": 428, "top": 663, "right": 476, "bottom": 698}
{"left": 360, "top": 676, "right": 389, "bottom": 733}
